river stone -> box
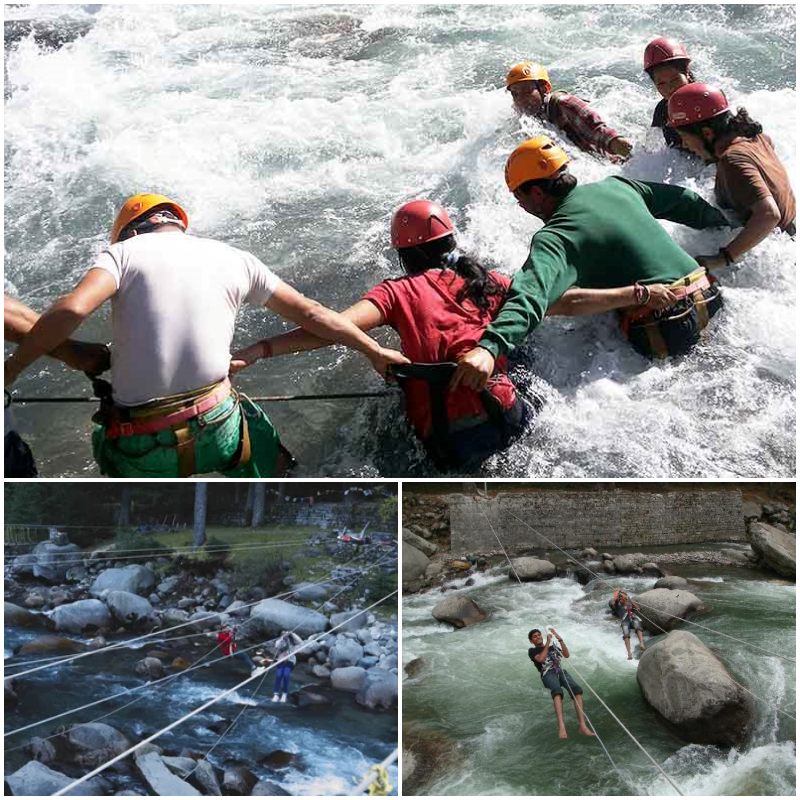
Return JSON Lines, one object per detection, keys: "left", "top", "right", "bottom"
{"left": 742, "top": 500, "right": 763, "bottom": 520}
{"left": 293, "top": 686, "right": 334, "bottom": 707}
{"left": 291, "top": 582, "right": 330, "bottom": 602}
{"left": 248, "top": 598, "right": 327, "bottom": 638}
{"left": 633, "top": 589, "right": 705, "bottom": 633}
{"left": 136, "top": 750, "right": 201, "bottom": 796}
{"left": 28, "top": 736, "right": 57, "bottom": 764}
{"left": 637, "top": 630, "right": 750, "bottom": 746}
{"left": 654, "top": 576, "right": 689, "bottom": 590}
{"left": 330, "top": 640, "right": 364, "bottom": 668}
{"left": 432, "top": 595, "right": 487, "bottom": 629}
{"left": 402, "top": 528, "right": 437, "bottom": 557}
{"left": 356, "top": 667, "right": 398, "bottom": 710}
{"left": 6, "top": 761, "right": 105, "bottom": 796}
{"left": 330, "top": 609, "right": 369, "bottom": 633}
{"left": 163, "top": 756, "right": 197, "bottom": 777}
{"left": 312, "top": 664, "right": 332, "bottom": 678}
{"left": 18, "top": 635, "right": 86, "bottom": 657}
{"left": 31, "top": 541, "right": 83, "bottom": 583}
{"left": 90, "top": 565, "right": 155, "bottom": 598}
{"left": 135, "top": 657, "right": 165, "bottom": 680}
{"left": 252, "top": 780, "right": 291, "bottom": 795}
{"left": 192, "top": 759, "right": 222, "bottom": 796}
{"left": 158, "top": 576, "right": 179, "bottom": 593}
{"left": 612, "top": 555, "right": 639, "bottom": 574}
{"left": 160, "top": 608, "right": 191, "bottom": 627}
{"left": 63, "top": 722, "right": 133, "bottom": 769}
{"left": 403, "top": 544, "right": 430, "bottom": 582}
{"left": 5, "top": 601, "right": 41, "bottom": 627}
{"left": 187, "top": 610, "right": 220, "bottom": 632}
{"left": 749, "top": 522, "right": 796, "bottom": 579}
{"left": 510, "top": 557, "right": 557, "bottom": 582}
{"left": 66, "top": 566, "right": 88, "bottom": 582}
{"left": 331, "top": 666, "right": 367, "bottom": 692}
{"left": 172, "top": 657, "right": 191, "bottom": 669}
{"left": 106, "top": 591, "right": 155, "bottom": 627}
{"left": 223, "top": 764, "right": 258, "bottom": 795}
{"left": 52, "top": 599, "right": 112, "bottom": 633}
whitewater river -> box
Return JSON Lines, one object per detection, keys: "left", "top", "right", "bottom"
{"left": 4, "top": 4, "right": 796, "bottom": 477}
{"left": 403, "top": 564, "right": 796, "bottom": 796}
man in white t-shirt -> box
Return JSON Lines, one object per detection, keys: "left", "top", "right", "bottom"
{"left": 4, "top": 193, "right": 408, "bottom": 477}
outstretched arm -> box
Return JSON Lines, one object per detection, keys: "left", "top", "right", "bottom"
{"left": 546, "top": 284, "right": 677, "bottom": 316}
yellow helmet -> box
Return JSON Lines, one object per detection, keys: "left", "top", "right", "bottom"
{"left": 505, "top": 62, "right": 552, "bottom": 93}
{"left": 505, "top": 136, "right": 570, "bottom": 192}
{"left": 111, "top": 193, "right": 188, "bottom": 244}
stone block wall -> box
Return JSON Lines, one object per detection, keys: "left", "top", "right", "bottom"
{"left": 262, "top": 501, "right": 380, "bottom": 530}
{"left": 449, "top": 490, "right": 745, "bottom": 554}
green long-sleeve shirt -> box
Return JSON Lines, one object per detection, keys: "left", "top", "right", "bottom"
{"left": 480, "top": 176, "right": 731, "bottom": 358}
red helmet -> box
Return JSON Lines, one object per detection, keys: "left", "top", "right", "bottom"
{"left": 391, "top": 200, "right": 455, "bottom": 249}
{"left": 667, "top": 83, "right": 729, "bottom": 127}
{"left": 643, "top": 37, "right": 691, "bottom": 72}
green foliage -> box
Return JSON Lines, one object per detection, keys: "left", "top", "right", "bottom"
{"left": 378, "top": 496, "right": 398, "bottom": 526}
{"left": 230, "top": 555, "right": 285, "bottom": 594}
{"left": 361, "top": 569, "right": 397, "bottom": 606}
{"left": 110, "top": 531, "right": 171, "bottom": 562}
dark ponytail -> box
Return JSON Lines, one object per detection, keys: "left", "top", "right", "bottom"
{"left": 397, "top": 234, "right": 505, "bottom": 315}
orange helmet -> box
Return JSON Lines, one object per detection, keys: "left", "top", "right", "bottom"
{"left": 506, "top": 62, "right": 552, "bottom": 94}
{"left": 111, "top": 193, "right": 188, "bottom": 244}
{"left": 505, "top": 136, "right": 570, "bottom": 191}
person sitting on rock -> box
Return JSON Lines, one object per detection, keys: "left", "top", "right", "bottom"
{"left": 611, "top": 590, "right": 646, "bottom": 659}
{"left": 217, "top": 623, "right": 260, "bottom": 676}
{"left": 528, "top": 627, "right": 595, "bottom": 738}
{"left": 266, "top": 629, "right": 304, "bottom": 703}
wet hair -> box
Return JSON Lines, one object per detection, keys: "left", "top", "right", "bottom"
{"left": 397, "top": 233, "right": 505, "bottom": 315}
{"left": 118, "top": 205, "right": 184, "bottom": 242}
{"left": 680, "top": 107, "right": 763, "bottom": 142}
{"left": 645, "top": 60, "right": 696, "bottom": 84}
{"left": 517, "top": 166, "right": 578, "bottom": 200}
{"left": 528, "top": 629, "right": 541, "bottom": 641}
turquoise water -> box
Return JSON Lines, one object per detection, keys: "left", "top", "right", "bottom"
{"left": 4, "top": 4, "right": 796, "bottom": 477}
{"left": 403, "top": 569, "right": 796, "bottom": 795}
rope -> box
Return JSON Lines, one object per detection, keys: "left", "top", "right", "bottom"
{"left": 52, "top": 590, "right": 398, "bottom": 797}
{"left": 499, "top": 506, "right": 797, "bottom": 664}
{"left": 6, "top": 545, "right": 377, "bottom": 679}
{"left": 348, "top": 749, "right": 398, "bottom": 796}
{"left": 8, "top": 390, "right": 397, "bottom": 404}
{"left": 727, "top": 675, "right": 796, "bottom": 722}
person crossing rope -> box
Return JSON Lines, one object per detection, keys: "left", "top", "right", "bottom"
{"left": 528, "top": 627, "right": 596, "bottom": 739}
{"left": 610, "top": 590, "right": 647, "bottom": 660}
{"left": 266, "top": 629, "right": 304, "bottom": 703}
{"left": 217, "top": 623, "right": 263, "bottom": 676}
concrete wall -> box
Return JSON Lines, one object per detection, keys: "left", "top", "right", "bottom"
{"left": 219, "top": 502, "right": 381, "bottom": 530}
{"left": 449, "top": 490, "right": 745, "bottom": 553}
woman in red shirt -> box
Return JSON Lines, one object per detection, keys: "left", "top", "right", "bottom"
{"left": 232, "top": 200, "right": 531, "bottom": 471}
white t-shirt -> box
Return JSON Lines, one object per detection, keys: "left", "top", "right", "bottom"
{"left": 92, "top": 231, "right": 281, "bottom": 406}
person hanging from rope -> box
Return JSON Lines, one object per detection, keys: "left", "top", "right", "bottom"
{"left": 610, "top": 590, "right": 646, "bottom": 660}
{"left": 217, "top": 623, "right": 263, "bottom": 677}
{"left": 3, "top": 194, "right": 408, "bottom": 479}
{"left": 264, "top": 629, "right": 304, "bottom": 703}
{"left": 528, "top": 628, "right": 595, "bottom": 739}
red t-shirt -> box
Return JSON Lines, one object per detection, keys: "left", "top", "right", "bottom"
{"left": 217, "top": 630, "right": 236, "bottom": 656}
{"left": 364, "top": 269, "right": 517, "bottom": 440}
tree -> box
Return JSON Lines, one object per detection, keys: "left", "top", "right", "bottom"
{"left": 244, "top": 483, "right": 255, "bottom": 526}
{"left": 193, "top": 483, "right": 208, "bottom": 548}
{"left": 252, "top": 484, "right": 266, "bottom": 527}
{"left": 119, "top": 486, "right": 132, "bottom": 527}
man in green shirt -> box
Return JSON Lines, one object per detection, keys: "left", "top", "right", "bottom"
{"left": 451, "top": 136, "right": 730, "bottom": 391}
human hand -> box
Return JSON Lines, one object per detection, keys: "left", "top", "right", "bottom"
{"left": 695, "top": 254, "right": 726, "bottom": 270}
{"left": 449, "top": 347, "right": 496, "bottom": 392}
{"left": 643, "top": 284, "right": 678, "bottom": 311}
{"left": 548, "top": 627, "right": 560, "bottom": 639}
{"left": 229, "top": 342, "right": 268, "bottom": 376}
{"left": 609, "top": 137, "right": 633, "bottom": 159}
{"left": 367, "top": 347, "right": 410, "bottom": 380}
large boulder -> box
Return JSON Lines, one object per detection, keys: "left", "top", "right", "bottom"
{"left": 90, "top": 565, "right": 155, "bottom": 599}
{"left": 105, "top": 591, "right": 155, "bottom": 627}
{"left": 6, "top": 761, "right": 105, "bottom": 795}
{"left": 331, "top": 666, "right": 367, "bottom": 692}
{"left": 403, "top": 544, "right": 430, "bottom": 582}
{"left": 637, "top": 631, "right": 750, "bottom": 746}
{"left": 654, "top": 576, "right": 689, "bottom": 591}
{"left": 252, "top": 781, "right": 291, "bottom": 795}
{"left": 330, "top": 609, "right": 369, "bottom": 634}
{"left": 330, "top": 639, "right": 364, "bottom": 668}
{"left": 222, "top": 764, "right": 258, "bottom": 795}
{"left": 742, "top": 500, "right": 763, "bottom": 520}
{"left": 135, "top": 657, "right": 165, "bottom": 680}
{"left": 191, "top": 759, "right": 222, "bottom": 796}
{"left": 5, "top": 601, "right": 41, "bottom": 627}
{"left": 402, "top": 528, "right": 437, "bottom": 558}
{"left": 31, "top": 540, "right": 83, "bottom": 583}
{"left": 509, "top": 557, "right": 556, "bottom": 582}
{"left": 431, "top": 595, "right": 487, "bottom": 629}
{"left": 136, "top": 750, "right": 201, "bottom": 796}
{"left": 290, "top": 582, "right": 330, "bottom": 602}
{"left": 633, "top": 589, "right": 705, "bottom": 633}
{"left": 356, "top": 667, "right": 398, "bottom": 710}
{"left": 63, "top": 722, "right": 132, "bottom": 769}
{"left": 17, "top": 635, "right": 86, "bottom": 655}
{"left": 52, "top": 599, "right": 112, "bottom": 633}
{"left": 248, "top": 599, "right": 327, "bottom": 638}
{"left": 749, "top": 522, "right": 796, "bottom": 580}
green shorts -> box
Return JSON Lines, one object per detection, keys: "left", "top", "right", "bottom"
{"left": 92, "top": 394, "right": 281, "bottom": 479}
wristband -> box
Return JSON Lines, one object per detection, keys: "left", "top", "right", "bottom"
{"left": 260, "top": 340, "right": 274, "bottom": 360}
{"left": 719, "top": 247, "right": 735, "bottom": 266}
{"left": 633, "top": 282, "right": 650, "bottom": 306}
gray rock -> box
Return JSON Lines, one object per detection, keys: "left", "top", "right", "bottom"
{"left": 157, "top": 576, "right": 179, "bottom": 594}
{"left": 136, "top": 750, "right": 201, "bottom": 796}
{"left": 402, "top": 528, "right": 437, "bottom": 557}
{"left": 330, "top": 640, "right": 364, "bottom": 668}
{"left": 749, "top": 522, "right": 796, "bottom": 580}
{"left": 330, "top": 609, "right": 369, "bottom": 634}
{"left": 148, "top": 593, "right": 161, "bottom": 605}
{"left": 52, "top": 599, "right": 112, "bottom": 633}
{"left": 6, "top": 761, "right": 105, "bottom": 796}
{"left": 160, "top": 608, "right": 191, "bottom": 627}
{"left": 178, "top": 598, "right": 195, "bottom": 609}
{"left": 105, "top": 591, "right": 155, "bottom": 627}
{"left": 509, "top": 557, "right": 556, "bottom": 582}
{"left": 580, "top": 547, "right": 598, "bottom": 558}
{"left": 633, "top": 589, "right": 705, "bottom": 634}
{"left": 291, "top": 582, "right": 330, "bottom": 602}
{"left": 423, "top": 562, "right": 445, "bottom": 580}
{"left": 191, "top": 759, "right": 222, "bottom": 796}
{"left": 248, "top": 599, "right": 327, "bottom": 638}
{"left": 331, "top": 666, "right": 367, "bottom": 692}
{"left": 432, "top": 595, "right": 487, "bottom": 629}
{"left": 90, "top": 565, "right": 155, "bottom": 598}
{"left": 187, "top": 610, "right": 219, "bottom": 632}
{"left": 742, "top": 500, "right": 763, "bottom": 520}
{"left": 28, "top": 736, "right": 57, "bottom": 764}
{"left": 222, "top": 764, "right": 258, "bottom": 795}
{"left": 31, "top": 541, "right": 83, "bottom": 583}
{"left": 65, "top": 566, "right": 88, "bottom": 582}
{"left": 600, "top": 553, "right": 613, "bottom": 561}
{"left": 135, "top": 657, "right": 165, "bottom": 680}
{"left": 637, "top": 630, "right": 750, "bottom": 746}
{"left": 312, "top": 665, "right": 332, "bottom": 678}
{"left": 163, "top": 756, "right": 196, "bottom": 777}
{"left": 612, "top": 555, "right": 639, "bottom": 574}
{"left": 5, "top": 601, "right": 42, "bottom": 627}
{"left": 402, "top": 544, "right": 430, "bottom": 582}
{"left": 63, "top": 722, "right": 132, "bottom": 769}
{"left": 356, "top": 667, "right": 398, "bottom": 710}
{"left": 224, "top": 600, "right": 250, "bottom": 617}
{"left": 654, "top": 576, "right": 689, "bottom": 591}
{"left": 252, "top": 780, "right": 291, "bottom": 795}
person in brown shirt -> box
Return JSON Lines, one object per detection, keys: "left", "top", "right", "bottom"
{"left": 666, "top": 83, "right": 796, "bottom": 270}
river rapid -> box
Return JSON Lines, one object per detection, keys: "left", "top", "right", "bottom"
{"left": 402, "top": 563, "right": 796, "bottom": 796}
{"left": 4, "top": 4, "right": 796, "bottom": 477}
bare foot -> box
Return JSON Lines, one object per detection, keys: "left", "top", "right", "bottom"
{"left": 627, "top": 653, "right": 633, "bottom": 660}
{"left": 558, "top": 728, "right": 568, "bottom": 739}
{"left": 579, "top": 726, "right": 596, "bottom": 737}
